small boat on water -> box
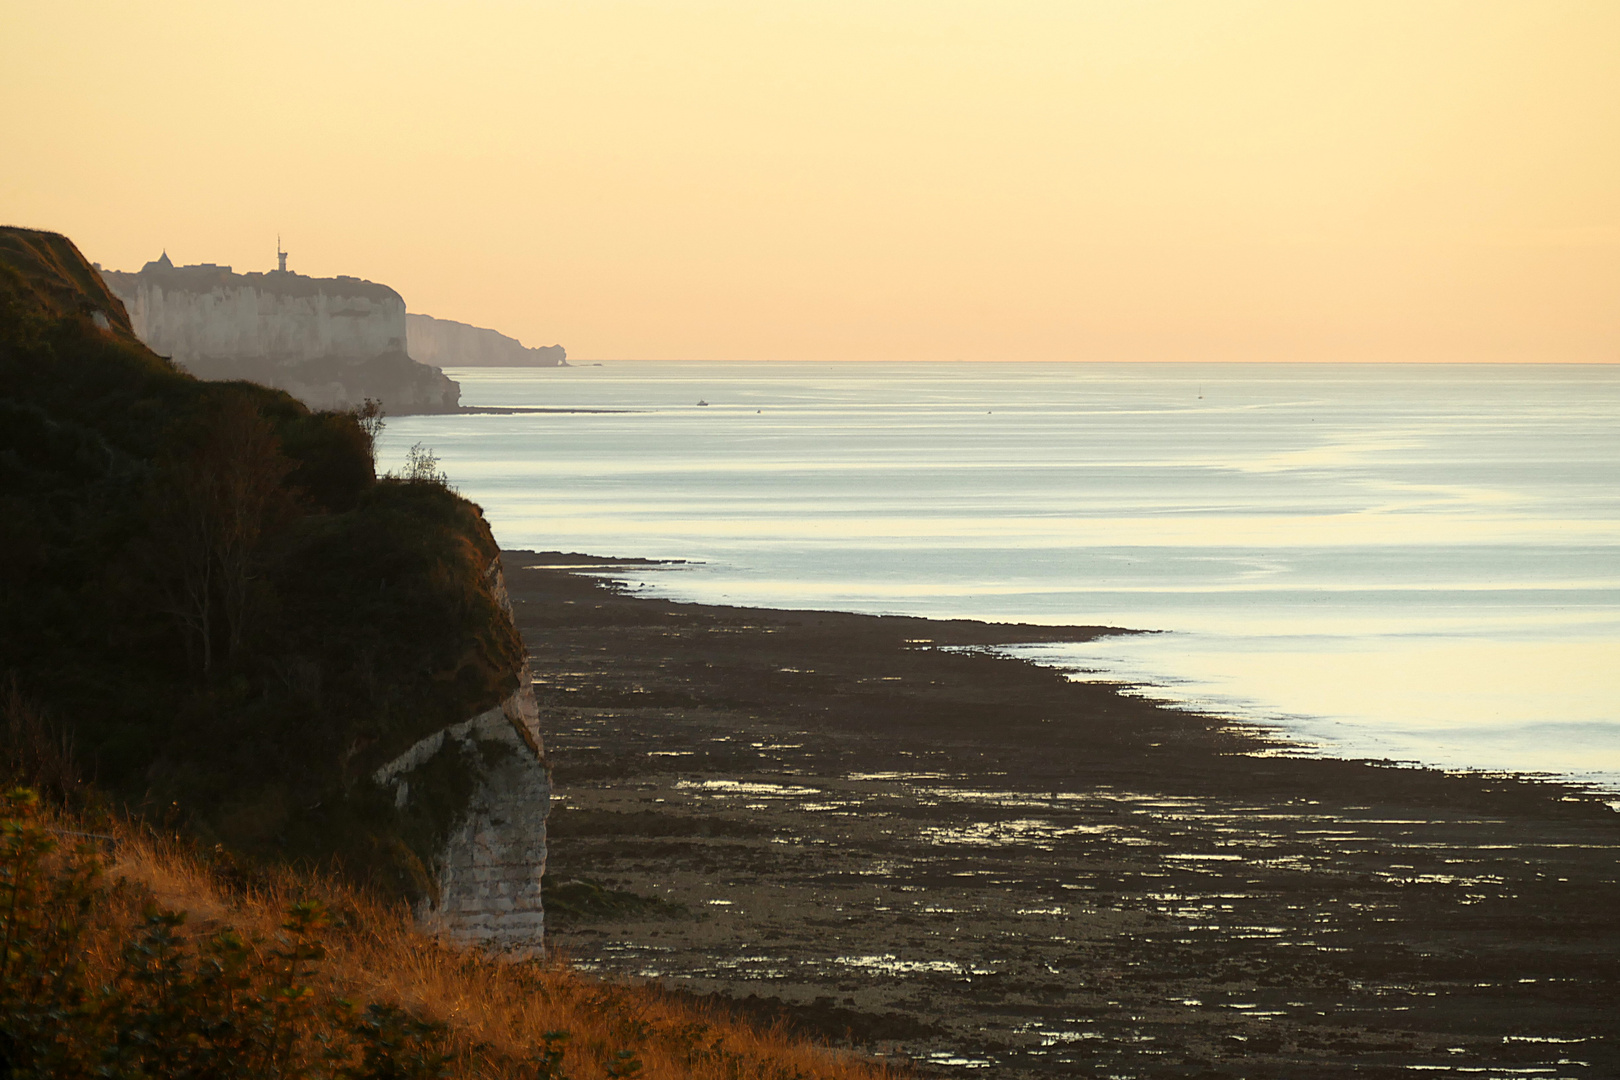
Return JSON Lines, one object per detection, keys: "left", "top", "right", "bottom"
{"left": 696, "top": 399, "right": 710, "bottom": 406}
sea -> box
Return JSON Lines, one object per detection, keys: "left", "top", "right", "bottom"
{"left": 377, "top": 361, "right": 1620, "bottom": 794}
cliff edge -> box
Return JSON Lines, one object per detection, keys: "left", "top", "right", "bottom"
{"left": 1, "top": 226, "right": 548, "bottom": 950}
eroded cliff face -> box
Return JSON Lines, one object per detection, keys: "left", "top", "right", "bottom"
{"left": 109, "top": 264, "right": 405, "bottom": 362}
{"left": 371, "top": 560, "right": 550, "bottom": 954}
{"left": 406, "top": 312, "right": 566, "bottom": 367}
{"left": 102, "top": 260, "right": 459, "bottom": 414}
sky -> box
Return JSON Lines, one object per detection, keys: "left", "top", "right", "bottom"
{"left": 4, "top": 1, "right": 1617, "bottom": 363}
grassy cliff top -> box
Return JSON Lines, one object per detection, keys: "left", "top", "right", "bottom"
{"left": 99, "top": 254, "right": 404, "bottom": 305}
{"left": 1, "top": 226, "right": 139, "bottom": 333}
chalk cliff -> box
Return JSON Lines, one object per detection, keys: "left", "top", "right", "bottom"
{"left": 407, "top": 312, "right": 566, "bottom": 367}
{"left": 373, "top": 562, "right": 550, "bottom": 953}
{"left": 102, "top": 255, "right": 460, "bottom": 414}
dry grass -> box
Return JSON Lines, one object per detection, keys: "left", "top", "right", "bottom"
{"left": 93, "top": 814, "right": 906, "bottom": 1080}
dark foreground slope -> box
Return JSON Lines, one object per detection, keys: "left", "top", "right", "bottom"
{"left": 504, "top": 553, "right": 1620, "bottom": 1080}
{"left": 0, "top": 227, "right": 523, "bottom": 899}
{"left": 0, "top": 790, "right": 899, "bottom": 1080}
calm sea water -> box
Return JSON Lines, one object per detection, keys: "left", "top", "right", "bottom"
{"left": 379, "top": 362, "right": 1620, "bottom": 792}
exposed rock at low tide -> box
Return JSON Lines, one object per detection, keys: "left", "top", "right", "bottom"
{"left": 504, "top": 550, "right": 1620, "bottom": 1079}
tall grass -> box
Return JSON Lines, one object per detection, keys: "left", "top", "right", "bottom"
{"left": 1, "top": 789, "right": 904, "bottom": 1080}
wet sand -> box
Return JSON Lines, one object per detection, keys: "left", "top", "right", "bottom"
{"left": 505, "top": 551, "right": 1620, "bottom": 1079}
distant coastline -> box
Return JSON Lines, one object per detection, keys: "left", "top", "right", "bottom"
{"left": 407, "top": 311, "right": 567, "bottom": 367}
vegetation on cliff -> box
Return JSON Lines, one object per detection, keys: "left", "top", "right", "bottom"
{"left": 0, "top": 227, "right": 518, "bottom": 901}
{"left": 0, "top": 787, "right": 900, "bottom": 1079}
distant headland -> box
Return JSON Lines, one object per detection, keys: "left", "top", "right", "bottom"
{"left": 101, "top": 248, "right": 460, "bottom": 415}
{"left": 407, "top": 312, "right": 567, "bottom": 367}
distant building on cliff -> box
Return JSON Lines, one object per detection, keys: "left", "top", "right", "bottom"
{"left": 102, "top": 251, "right": 460, "bottom": 415}
{"left": 405, "top": 313, "right": 567, "bottom": 368}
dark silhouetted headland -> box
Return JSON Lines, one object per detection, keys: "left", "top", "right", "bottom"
{"left": 1, "top": 225, "right": 545, "bottom": 948}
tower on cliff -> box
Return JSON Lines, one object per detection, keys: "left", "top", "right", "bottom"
{"left": 277, "top": 236, "right": 288, "bottom": 273}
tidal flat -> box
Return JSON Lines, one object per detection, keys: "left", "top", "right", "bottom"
{"left": 506, "top": 551, "right": 1620, "bottom": 1079}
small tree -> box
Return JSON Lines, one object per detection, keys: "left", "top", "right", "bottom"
{"left": 399, "top": 443, "right": 449, "bottom": 487}
{"left": 143, "top": 396, "right": 294, "bottom": 674}
{"left": 350, "top": 398, "right": 386, "bottom": 470}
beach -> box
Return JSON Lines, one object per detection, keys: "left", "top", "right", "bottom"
{"left": 507, "top": 550, "right": 1620, "bottom": 1078}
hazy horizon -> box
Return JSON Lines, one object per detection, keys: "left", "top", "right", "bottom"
{"left": 558, "top": 357, "right": 1620, "bottom": 365}
{"left": 6, "top": 1, "right": 1617, "bottom": 364}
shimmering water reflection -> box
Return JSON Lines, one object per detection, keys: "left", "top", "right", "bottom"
{"left": 380, "top": 361, "right": 1620, "bottom": 788}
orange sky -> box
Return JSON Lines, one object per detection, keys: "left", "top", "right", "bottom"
{"left": 4, "top": 1, "right": 1617, "bottom": 362}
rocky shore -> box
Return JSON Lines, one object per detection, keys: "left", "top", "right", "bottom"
{"left": 504, "top": 551, "right": 1620, "bottom": 1079}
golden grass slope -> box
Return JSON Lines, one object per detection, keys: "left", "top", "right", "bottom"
{"left": 2, "top": 790, "right": 904, "bottom": 1080}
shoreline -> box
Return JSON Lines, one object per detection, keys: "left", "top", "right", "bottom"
{"left": 506, "top": 549, "right": 1620, "bottom": 1078}
{"left": 532, "top": 552, "right": 1618, "bottom": 800}
{"left": 453, "top": 406, "right": 634, "bottom": 415}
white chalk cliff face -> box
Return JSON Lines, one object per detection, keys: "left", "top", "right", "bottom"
{"left": 373, "top": 680, "right": 550, "bottom": 954}
{"left": 102, "top": 256, "right": 459, "bottom": 414}
{"left": 371, "top": 560, "right": 551, "bottom": 955}
{"left": 116, "top": 269, "right": 404, "bottom": 362}
{"left": 407, "top": 312, "right": 566, "bottom": 367}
